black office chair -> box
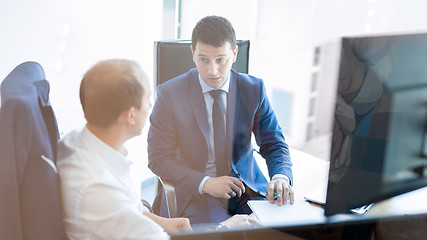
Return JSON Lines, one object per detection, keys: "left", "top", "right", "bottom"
{"left": 0, "top": 62, "right": 67, "bottom": 239}
{"left": 154, "top": 39, "right": 250, "bottom": 87}
{"left": 151, "top": 40, "right": 250, "bottom": 218}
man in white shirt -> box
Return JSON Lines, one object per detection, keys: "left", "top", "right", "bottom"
{"left": 58, "top": 59, "right": 257, "bottom": 240}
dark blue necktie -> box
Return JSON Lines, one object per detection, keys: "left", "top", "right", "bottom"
{"left": 209, "top": 90, "right": 228, "bottom": 176}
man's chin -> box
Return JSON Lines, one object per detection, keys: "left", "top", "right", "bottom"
{"left": 132, "top": 129, "right": 142, "bottom": 138}
{"left": 205, "top": 78, "right": 224, "bottom": 89}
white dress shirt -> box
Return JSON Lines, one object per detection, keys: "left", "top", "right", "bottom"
{"left": 197, "top": 74, "right": 289, "bottom": 194}
{"left": 57, "top": 127, "right": 169, "bottom": 240}
{"left": 197, "top": 75, "right": 229, "bottom": 194}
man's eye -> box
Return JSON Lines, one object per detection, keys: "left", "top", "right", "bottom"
{"left": 201, "top": 58, "right": 209, "bottom": 63}
{"left": 217, "top": 58, "right": 226, "bottom": 63}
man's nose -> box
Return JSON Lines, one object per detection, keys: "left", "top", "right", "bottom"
{"left": 208, "top": 62, "right": 218, "bottom": 75}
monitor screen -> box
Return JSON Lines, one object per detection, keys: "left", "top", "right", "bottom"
{"left": 324, "top": 32, "right": 427, "bottom": 216}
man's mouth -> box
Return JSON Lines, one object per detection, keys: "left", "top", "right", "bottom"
{"left": 208, "top": 76, "right": 221, "bottom": 81}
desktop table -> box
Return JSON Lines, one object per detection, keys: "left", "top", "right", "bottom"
{"left": 171, "top": 148, "right": 427, "bottom": 239}
{"left": 273, "top": 148, "right": 427, "bottom": 218}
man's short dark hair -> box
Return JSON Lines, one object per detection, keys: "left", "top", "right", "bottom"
{"left": 79, "top": 59, "right": 145, "bottom": 128}
{"left": 191, "top": 15, "right": 236, "bottom": 51}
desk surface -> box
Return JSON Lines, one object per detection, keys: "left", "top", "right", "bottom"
{"left": 258, "top": 147, "right": 427, "bottom": 220}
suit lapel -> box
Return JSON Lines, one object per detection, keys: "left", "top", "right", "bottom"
{"left": 34, "top": 80, "right": 59, "bottom": 161}
{"left": 226, "top": 71, "right": 237, "bottom": 168}
{"left": 189, "top": 72, "right": 210, "bottom": 146}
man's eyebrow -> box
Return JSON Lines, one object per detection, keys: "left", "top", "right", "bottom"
{"left": 197, "top": 54, "right": 228, "bottom": 57}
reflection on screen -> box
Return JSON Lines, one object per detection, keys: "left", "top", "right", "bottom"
{"left": 325, "top": 32, "right": 427, "bottom": 216}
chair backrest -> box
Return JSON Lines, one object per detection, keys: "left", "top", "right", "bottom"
{"left": 0, "top": 62, "right": 67, "bottom": 240}
{"left": 154, "top": 40, "right": 250, "bottom": 87}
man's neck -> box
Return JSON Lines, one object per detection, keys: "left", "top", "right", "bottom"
{"left": 86, "top": 123, "right": 127, "bottom": 152}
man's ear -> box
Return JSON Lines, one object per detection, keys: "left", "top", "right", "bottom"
{"left": 232, "top": 45, "right": 239, "bottom": 63}
{"left": 121, "top": 107, "right": 136, "bottom": 125}
{"left": 191, "top": 45, "right": 196, "bottom": 64}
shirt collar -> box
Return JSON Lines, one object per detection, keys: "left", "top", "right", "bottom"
{"left": 79, "top": 126, "right": 132, "bottom": 175}
{"left": 198, "top": 72, "right": 230, "bottom": 94}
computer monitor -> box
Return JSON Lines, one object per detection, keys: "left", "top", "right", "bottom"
{"left": 323, "top": 32, "right": 427, "bottom": 216}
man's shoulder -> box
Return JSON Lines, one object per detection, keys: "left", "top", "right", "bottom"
{"left": 57, "top": 129, "right": 80, "bottom": 160}
{"left": 231, "top": 69, "right": 263, "bottom": 86}
{"left": 57, "top": 130, "right": 109, "bottom": 191}
{"left": 57, "top": 129, "right": 94, "bottom": 169}
{"left": 231, "top": 69, "right": 265, "bottom": 92}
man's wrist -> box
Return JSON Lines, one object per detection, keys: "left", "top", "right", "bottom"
{"left": 198, "top": 176, "right": 210, "bottom": 194}
{"left": 272, "top": 174, "right": 289, "bottom": 183}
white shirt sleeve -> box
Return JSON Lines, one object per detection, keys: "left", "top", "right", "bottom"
{"left": 198, "top": 176, "right": 211, "bottom": 194}
{"left": 78, "top": 183, "right": 170, "bottom": 240}
{"left": 272, "top": 174, "right": 290, "bottom": 183}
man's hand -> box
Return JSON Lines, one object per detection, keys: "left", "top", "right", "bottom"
{"left": 144, "top": 211, "right": 192, "bottom": 233}
{"left": 266, "top": 177, "right": 294, "bottom": 206}
{"left": 220, "top": 213, "right": 260, "bottom": 229}
{"left": 161, "top": 218, "right": 192, "bottom": 234}
{"left": 202, "top": 176, "right": 245, "bottom": 199}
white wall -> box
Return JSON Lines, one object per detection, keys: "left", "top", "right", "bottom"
{"left": 178, "top": 0, "right": 427, "bottom": 154}
{"left": 0, "top": 0, "right": 163, "bottom": 186}
{"left": 2, "top": 0, "right": 427, "bottom": 184}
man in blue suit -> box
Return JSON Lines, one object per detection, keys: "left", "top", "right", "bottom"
{"left": 148, "top": 15, "right": 294, "bottom": 224}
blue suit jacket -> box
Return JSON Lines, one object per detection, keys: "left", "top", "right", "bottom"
{"left": 148, "top": 69, "right": 292, "bottom": 216}
{"left": 0, "top": 62, "right": 66, "bottom": 240}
